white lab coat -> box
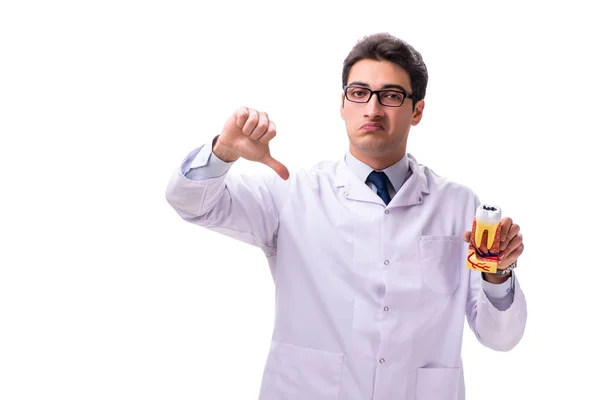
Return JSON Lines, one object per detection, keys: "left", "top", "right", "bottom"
{"left": 165, "top": 150, "right": 527, "bottom": 400}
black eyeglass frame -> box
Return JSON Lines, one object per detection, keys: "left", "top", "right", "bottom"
{"left": 343, "top": 85, "right": 416, "bottom": 107}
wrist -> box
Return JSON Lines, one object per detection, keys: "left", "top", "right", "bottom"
{"left": 482, "top": 272, "right": 511, "bottom": 284}
{"left": 212, "top": 136, "right": 239, "bottom": 163}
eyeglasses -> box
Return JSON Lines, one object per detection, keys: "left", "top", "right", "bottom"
{"left": 343, "top": 85, "right": 415, "bottom": 107}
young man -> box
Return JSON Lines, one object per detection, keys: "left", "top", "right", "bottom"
{"left": 166, "top": 33, "right": 526, "bottom": 400}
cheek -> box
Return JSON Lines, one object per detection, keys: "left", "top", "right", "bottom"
{"left": 341, "top": 109, "right": 358, "bottom": 126}
{"left": 390, "top": 110, "right": 413, "bottom": 127}
{"left": 340, "top": 106, "right": 349, "bottom": 122}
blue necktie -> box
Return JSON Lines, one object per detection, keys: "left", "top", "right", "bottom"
{"left": 367, "top": 171, "right": 391, "bottom": 205}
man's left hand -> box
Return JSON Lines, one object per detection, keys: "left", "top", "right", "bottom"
{"left": 462, "top": 217, "right": 524, "bottom": 283}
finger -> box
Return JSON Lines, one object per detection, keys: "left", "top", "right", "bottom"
{"left": 508, "top": 223, "right": 521, "bottom": 238}
{"left": 499, "top": 243, "right": 524, "bottom": 269}
{"left": 501, "top": 223, "right": 520, "bottom": 252}
{"left": 233, "top": 106, "right": 249, "bottom": 129}
{"left": 223, "top": 114, "right": 237, "bottom": 131}
{"left": 500, "top": 232, "right": 523, "bottom": 260}
{"left": 250, "top": 111, "right": 270, "bottom": 140}
{"left": 258, "top": 121, "right": 276, "bottom": 144}
{"left": 260, "top": 153, "right": 290, "bottom": 180}
{"left": 462, "top": 231, "right": 471, "bottom": 243}
{"left": 499, "top": 217, "right": 513, "bottom": 245}
{"left": 242, "top": 108, "right": 259, "bottom": 136}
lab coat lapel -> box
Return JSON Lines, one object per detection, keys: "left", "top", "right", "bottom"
{"left": 333, "top": 160, "right": 382, "bottom": 205}
{"left": 388, "top": 154, "right": 431, "bottom": 208}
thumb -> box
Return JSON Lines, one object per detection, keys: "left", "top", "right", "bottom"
{"left": 462, "top": 231, "right": 471, "bottom": 243}
{"left": 260, "top": 153, "right": 290, "bottom": 180}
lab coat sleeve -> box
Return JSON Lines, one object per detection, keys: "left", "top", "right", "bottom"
{"left": 481, "top": 276, "right": 513, "bottom": 311}
{"left": 464, "top": 195, "right": 527, "bottom": 351}
{"left": 182, "top": 135, "right": 235, "bottom": 180}
{"left": 165, "top": 139, "right": 285, "bottom": 253}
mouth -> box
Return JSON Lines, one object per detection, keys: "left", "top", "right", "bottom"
{"left": 360, "top": 122, "right": 384, "bottom": 132}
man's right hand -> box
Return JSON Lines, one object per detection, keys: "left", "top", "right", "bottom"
{"left": 213, "top": 106, "right": 290, "bottom": 180}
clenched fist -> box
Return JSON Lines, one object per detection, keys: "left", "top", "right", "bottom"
{"left": 213, "top": 106, "right": 290, "bottom": 180}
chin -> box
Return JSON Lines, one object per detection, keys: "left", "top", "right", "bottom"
{"left": 352, "top": 138, "right": 389, "bottom": 153}
{"left": 353, "top": 132, "right": 404, "bottom": 152}
{"left": 353, "top": 129, "right": 386, "bottom": 140}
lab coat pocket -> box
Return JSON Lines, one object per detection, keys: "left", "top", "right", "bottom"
{"left": 275, "top": 342, "right": 344, "bottom": 400}
{"left": 419, "top": 236, "right": 460, "bottom": 294}
{"left": 415, "top": 367, "right": 460, "bottom": 400}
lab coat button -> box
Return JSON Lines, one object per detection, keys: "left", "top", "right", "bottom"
{"left": 344, "top": 191, "right": 349, "bottom": 197}
{"left": 383, "top": 306, "right": 389, "bottom": 311}
{"left": 384, "top": 260, "right": 389, "bottom": 265}
{"left": 379, "top": 358, "right": 386, "bottom": 364}
{"left": 384, "top": 210, "right": 390, "bottom": 214}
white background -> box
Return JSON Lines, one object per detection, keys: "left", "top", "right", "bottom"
{"left": 1, "top": 0, "right": 598, "bottom": 399}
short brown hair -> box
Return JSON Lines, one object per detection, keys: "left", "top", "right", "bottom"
{"left": 342, "top": 33, "right": 428, "bottom": 105}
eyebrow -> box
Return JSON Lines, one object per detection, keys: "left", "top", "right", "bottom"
{"left": 348, "top": 81, "right": 408, "bottom": 93}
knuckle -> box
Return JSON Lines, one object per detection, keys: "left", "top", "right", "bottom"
{"left": 265, "top": 131, "right": 276, "bottom": 142}
{"left": 256, "top": 120, "right": 269, "bottom": 131}
{"left": 247, "top": 110, "right": 258, "bottom": 122}
{"left": 237, "top": 106, "right": 249, "bottom": 117}
{"left": 516, "top": 246, "right": 524, "bottom": 255}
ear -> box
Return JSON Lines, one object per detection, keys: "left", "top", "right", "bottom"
{"left": 339, "top": 92, "right": 346, "bottom": 120}
{"left": 411, "top": 99, "right": 425, "bottom": 126}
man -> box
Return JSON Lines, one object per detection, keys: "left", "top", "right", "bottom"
{"left": 165, "top": 33, "right": 526, "bottom": 400}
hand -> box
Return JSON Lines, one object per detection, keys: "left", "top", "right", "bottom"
{"left": 213, "top": 106, "right": 290, "bottom": 180}
{"left": 462, "top": 217, "right": 524, "bottom": 278}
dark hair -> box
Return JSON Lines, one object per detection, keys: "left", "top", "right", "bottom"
{"left": 342, "top": 33, "right": 428, "bottom": 106}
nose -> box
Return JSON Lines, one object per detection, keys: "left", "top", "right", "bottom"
{"left": 364, "top": 93, "right": 385, "bottom": 118}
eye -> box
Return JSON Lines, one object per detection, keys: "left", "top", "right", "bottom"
{"left": 383, "top": 92, "right": 402, "bottom": 100}
{"left": 351, "top": 89, "right": 367, "bottom": 98}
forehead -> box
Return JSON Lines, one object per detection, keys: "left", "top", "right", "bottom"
{"left": 347, "top": 59, "right": 411, "bottom": 89}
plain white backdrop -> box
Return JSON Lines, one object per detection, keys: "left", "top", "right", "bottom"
{"left": 1, "top": 0, "right": 598, "bottom": 399}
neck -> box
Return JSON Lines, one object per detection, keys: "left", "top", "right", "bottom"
{"left": 349, "top": 146, "right": 405, "bottom": 171}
